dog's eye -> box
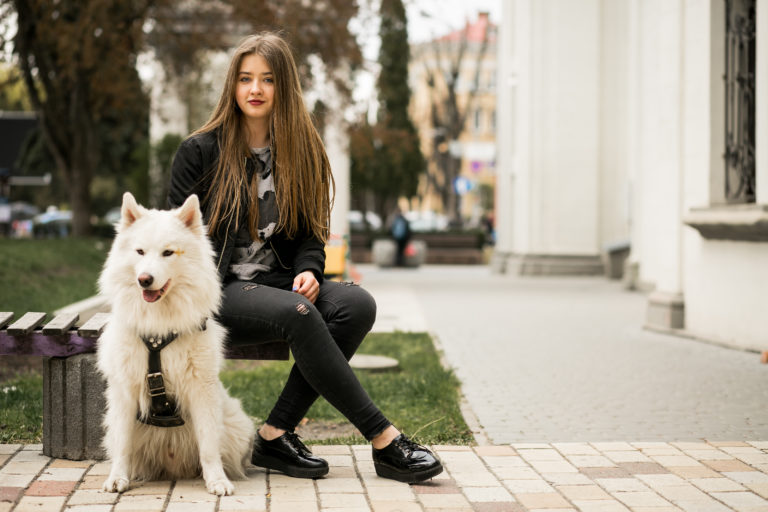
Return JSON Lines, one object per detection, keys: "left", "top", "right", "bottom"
{"left": 162, "top": 250, "right": 175, "bottom": 257}
{"left": 136, "top": 249, "right": 144, "bottom": 256}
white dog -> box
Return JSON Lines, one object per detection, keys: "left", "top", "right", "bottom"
{"left": 97, "top": 192, "right": 255, "bottom": 496}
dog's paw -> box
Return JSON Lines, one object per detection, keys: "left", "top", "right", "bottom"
{"left": 102, "top": 476, "right": 130, "bottom": 493}
{"left": 206, "top": 478, "right": 234, "bottom": 496}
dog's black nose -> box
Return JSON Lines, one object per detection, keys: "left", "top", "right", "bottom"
{"left": 138, "top": 274, "right": 154, "bottom": 288}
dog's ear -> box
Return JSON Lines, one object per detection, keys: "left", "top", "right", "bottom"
{"left": 177, "top": 194, "right": 203, "bottom": 234}
{"left": 120, "top": 192, "right": 145, "bottom": 228}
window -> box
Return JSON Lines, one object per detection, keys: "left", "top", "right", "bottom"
{"left": 724, "top": 0, "right": 756, "bottom": 203}
{"left": 474, "top": 108, "right": 483, "bottom": 133}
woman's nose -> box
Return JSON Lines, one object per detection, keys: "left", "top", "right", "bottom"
{"left": 251, "top": 80, "right": 262, "bottom": 94}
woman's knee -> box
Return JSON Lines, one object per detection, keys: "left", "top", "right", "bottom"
{"left": 342, "top": 284, "right": 377, "bottom": 332}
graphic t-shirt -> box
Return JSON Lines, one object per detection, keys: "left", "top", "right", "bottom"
{"left": 228, "top": 147, "right": 279, "bottom": 280}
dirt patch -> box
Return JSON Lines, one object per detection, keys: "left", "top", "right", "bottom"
{"left": 0, "top": 356, "right": 42, "bottom": 382}
{"left": 295, "top": 419, "right": 362, "bottom": 441}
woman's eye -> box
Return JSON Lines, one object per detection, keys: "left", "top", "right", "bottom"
{"left": 264, "top": 78, "right": 273, "bottom": 83}
{"left": 136, "top": 249, "right": 144, "bottom": 256}
{"left": 162, "top": 250, "right": 174, "bottom": 257}
{"left": 240, "top": 77, "right": 250, "bottom": 83}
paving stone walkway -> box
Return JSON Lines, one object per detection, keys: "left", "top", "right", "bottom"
{"left": 5, "top": 441, "right": 768, "bottom": 511}
{"left": 360, "top": 265, "right": 768, "bottom": 444}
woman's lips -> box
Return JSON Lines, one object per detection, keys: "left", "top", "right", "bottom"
{"left": 249, "top": 99, "right": 264, "bottom": 105}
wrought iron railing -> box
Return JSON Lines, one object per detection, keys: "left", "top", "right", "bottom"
{"left": 724, "top": 0, "right": 756, "bottom": 203}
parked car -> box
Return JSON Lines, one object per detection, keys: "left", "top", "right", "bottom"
{"left": 6, "top": 201, "right": 40, "bottom": 238}
{"left": 11, "top": 201, "right": 40, "bottom": 221}
{"left": 103, "top": 206, "right": 122, "bottom": 226}
{"left": 349, "top": 210, "right": 382, "bottom": 231}
{"left": 404, "top": 211, "right": 450, "bottom": 232}
{"left": 33, "top": 206, "right": 72, "bottom": 238}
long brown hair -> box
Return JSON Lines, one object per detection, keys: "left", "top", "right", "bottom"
{"left": 192, "top": 32, "right": 334, "bottom": 242}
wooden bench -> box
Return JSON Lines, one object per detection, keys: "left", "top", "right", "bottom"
{"left": 351, "top": 231, "right": 486, "bottom": 265}
{"left": 0, "top": 312, "right": 289, "bottom": 360}
{"left": 0, "top": 311, "right": 289, "bottom": 460}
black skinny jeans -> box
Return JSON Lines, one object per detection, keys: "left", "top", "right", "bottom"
{"left": 220, "top": 275, "right": 391, "bottom": 441}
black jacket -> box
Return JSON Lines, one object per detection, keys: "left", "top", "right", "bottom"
{"left": 167, "top": 130, "right": 326, "bottom": 286}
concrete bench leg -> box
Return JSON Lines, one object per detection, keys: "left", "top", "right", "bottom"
{"left": 43, "top": 354, "right": 106, "bottom": 460}
{"left": 372, "top": 239, "right": 396, "bottom": 267}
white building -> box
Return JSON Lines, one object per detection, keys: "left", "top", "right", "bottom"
{"left": 494, "top": 0, "right": 768, "bottom": 352}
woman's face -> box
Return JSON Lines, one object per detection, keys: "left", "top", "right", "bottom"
{"left": 235, "top": 53, "right": 275, "bottom": 123}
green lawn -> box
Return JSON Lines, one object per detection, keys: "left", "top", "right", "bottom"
{"left": 0, "top": 373, "right": 44, "bottom": 443}
{"left": 0, "top": 238, "right": 109, "bottom": 313}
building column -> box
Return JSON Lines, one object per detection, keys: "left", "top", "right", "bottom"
{"left": 499, "top": 0, "right": 604, "bottom": 276}
{"left": 491, "top": 0, "right": 517, "bottom": 273}
{"left": 325, "top": 70, "right": 351, "bottom": 241}
{"left": 758, "top": 0, "right": 768, "bottom": 203}
{"left": 636, "top": 0, "right": 686, "bottom": 330}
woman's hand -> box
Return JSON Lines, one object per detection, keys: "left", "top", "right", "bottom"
{"left": 293, "top": 270, "right": 320, "bottom": 303}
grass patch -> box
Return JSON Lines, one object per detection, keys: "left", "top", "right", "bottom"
{"left": 222, "top": 331, "right": 473, "bottom": 445}
{"left": 0, "top": 238, "right": 109, "bottom": 313}
{"left": 0, "top": 373, "right": 43, "bottom": 443}
{"left": 0, "top": 333, "right": 473, "bottom": 446}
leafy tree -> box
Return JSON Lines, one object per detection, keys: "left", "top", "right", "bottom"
{"left": 1, "top": 0, "right": 362, "bottom": 234}
{"left": 227, "top": 0, "right": 362, "bottom": 95}
{"left": 350, "top": 0, "right": 424, "bottom": 222}
{"left": 0, "top": 63, "right": 33, "bottom": 111}
{"left": 3, "top": 0, "right": 151, "bottom": 235}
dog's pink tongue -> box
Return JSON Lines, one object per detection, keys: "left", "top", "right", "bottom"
{"left": 142, "top": 289, "right": 162, "bottom": 303}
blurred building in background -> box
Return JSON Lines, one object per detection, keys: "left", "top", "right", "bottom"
{"left": 494, "top": 0, "right": 767, "bottom": 351}
{"left": 409, "top": 12, "right": 498, "bottom": 225}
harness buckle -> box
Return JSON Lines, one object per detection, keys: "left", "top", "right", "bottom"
{"left": 146, "top": 372, "right": 166, "bottom": 397}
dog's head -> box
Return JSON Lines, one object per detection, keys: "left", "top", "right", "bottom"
{"left": 117, "top": 192, "right": 206, "bottom": 304}
{"left": 100, "top": 192, "right": 219, "bottom": 318}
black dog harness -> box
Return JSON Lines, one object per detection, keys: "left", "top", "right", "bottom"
{"left": 138, "top": 320, "right": 207, "bottom": 427}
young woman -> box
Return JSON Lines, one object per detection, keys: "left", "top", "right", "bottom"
{"left": 167, "top": 33, "right": 442, "bottom": 483}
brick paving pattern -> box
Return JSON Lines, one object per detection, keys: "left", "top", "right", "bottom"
{"left": 4, "top": 442, "right": 768, "bottom": 510}
{"left": 361, "top": 266, "right": 768, "bottom": 444}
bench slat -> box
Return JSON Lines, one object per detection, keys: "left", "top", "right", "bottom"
{"left": 78, "top": 312, "right": 110, "bottom": 338}
{"left": 7, "top": 312, "right": 47, "bottom": 335}
{"left": 0, "top": 312, "right": 14, "bottom": 330}
{"left": 42, "top": 313, "right": 80, "bottom": 335}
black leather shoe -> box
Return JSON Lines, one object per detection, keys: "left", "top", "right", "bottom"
{"left": 251, "top": 431, "right": 329, "bottom": 478}
{"left": 372, "top": 434, "right": 443, "bottom": 483}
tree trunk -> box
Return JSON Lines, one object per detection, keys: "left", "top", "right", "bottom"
{"left": 68, "top": 164, "right": 92, "bottom": 236}
{"left": 449, "top": 155, "right": 462, "bottom": 223}
{"left": 68, "top": 76, "right": 96, "bottom": 237}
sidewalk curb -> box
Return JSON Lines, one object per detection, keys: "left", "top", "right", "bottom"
{"left": 429, "top": 330, "right": 491, "bottom": 446}
{"left": 53, "top": 294, "right": 108, "bottom": 322}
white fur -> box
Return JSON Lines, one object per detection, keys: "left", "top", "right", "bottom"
{"left": 97, "top": 192, "right": 255, "bottom": 496}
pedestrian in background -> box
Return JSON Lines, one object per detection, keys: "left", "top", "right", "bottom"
{"left": 389, "top": 207, "right": 411, "bottom": 267}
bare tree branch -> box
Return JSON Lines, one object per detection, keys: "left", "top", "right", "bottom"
{"left": 420, "top": 17, "right": 493, "bottom": 222}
